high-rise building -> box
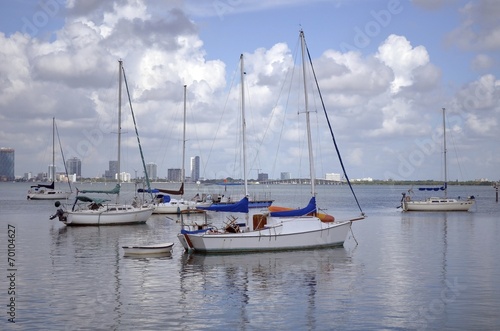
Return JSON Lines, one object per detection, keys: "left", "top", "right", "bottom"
{"left": 104, "top": 160, "right": 118, "bottom": 180}
{"left": 168, "top": 168, "right": 182, "bottom": 182}
{"left": 280, "top": 172, "right": 291, "bottom": 180}
{"left": 0, "top": 147, "right": 15, "bottom": 181}
{"left": 48, "top": 165, "right": 56, "bottom": 181}
{"left": 146, "top": 162, "right": 158, "bottom": 181}
{"left": 257, "top": 173, "right": 269, "bottom": 182}
{"left": 190, "top": 156, "right": 200, "bottom": 182}
{"left": 325, "top": 173, "right": 341, "bottom": 181}
{"left": 66, "top": 157, "right": 82, "bottom": 179}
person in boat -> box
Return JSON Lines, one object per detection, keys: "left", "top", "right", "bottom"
{"left": 50, "top": 201, "right": 66, "bottom": 222}
{"left": 89, "top": 202, "right": 102, "bottom": 210}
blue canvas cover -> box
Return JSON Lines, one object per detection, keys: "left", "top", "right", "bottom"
{"left": 197, "top": 197, "right": 249, "bottom": 213}
{"left": 418, "top": 182, "right": 447, "bottom": 191}
{"left": 269, "top": 197, "right": 317, "bottom": 217}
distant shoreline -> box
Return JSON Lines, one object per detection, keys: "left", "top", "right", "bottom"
{"left": 11, "top": 178, "right": 497, "bottom": 186}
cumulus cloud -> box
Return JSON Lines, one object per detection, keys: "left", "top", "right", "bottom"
{"left": 316, "top": 50, "right": 393, "bottom": 98}
{"left": 0, "top": 0, "right": 229, "bottom": 178}
{"left": 376, "top": 34, "right": 430, "bottom": 93}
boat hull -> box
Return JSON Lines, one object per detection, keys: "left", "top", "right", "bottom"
{"left": 63, "top": 206, "right": 154, "bottom": 225}
{"left": 178, "top": 218, "right": 351, "bottom": 253}
{"left": 153, "top": 200, "right": 212, "bottom": 214}
{"left": 122, "top": 242, "right": 174, "bottom": 255}
{"left": 153, "top": 202, "right": 190, "bottom": 214}
{"left": 27, "top": 190, "right": 71, "bottom": 200}
{"left": 402, "top": 198, "right": 475, "bottom": 212}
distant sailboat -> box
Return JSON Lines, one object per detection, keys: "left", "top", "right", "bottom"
{"left": 400, "top": 108, "right": 475, "bottom": 212}
{"left": 27, "top": 117, "right": 72, "bottom": 200}
{"left": 147, "top": 85, "right": 210, "bottom": 214}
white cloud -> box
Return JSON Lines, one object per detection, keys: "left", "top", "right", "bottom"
{"left": 376, "top": 34, "right": 430, "bottom": 93}
{"left": 317, "top": 50, "right": 393, "bottom": 99}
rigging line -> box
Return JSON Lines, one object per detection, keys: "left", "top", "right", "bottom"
{"left": 243, "top": 72, "right": 262, "bottom": 181}
{"left": 270, "top": 37, "right": 301, "bottom": 180}
{"left": 272, "top": 57, "right": 296, "bottom": 179}
{"left": 54, "top": 119, "right": 73, "bottom": 192}
{"left": 157, "top": 100, "right": 180, "bottom": 176}
{"left": 267, "top": 65, "right": 292, "bottom": 178}
{"left": 201, "top": 58, "right": 239, "bottom": 180}
{"left": 304, "top": 40, "right": 364, "bottom": 215}
{"left": 121, "top": 65, "right": 153, "bottom": 200}
{"left": 304, "top": 61, "right": 326, "bottom": 181}
{"left": 445, "top": 114, "right": 467, "bottom": 181}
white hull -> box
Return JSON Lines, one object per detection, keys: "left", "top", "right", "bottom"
{"left": 178, "top": 217, "right": 352, "bottom": 253}
{"left": 28, "top": 190, "right": 71, "bottom": 200}
{"left": 63, "top": 206, "right": 154, "bottom": 225}
{"left": 401, "top": 109, "right": 475, "bottom": 213}
{"left": 153, "top": 200, "right": 191, "bottom": 214}
{"left": 402, "top": 198, "right": 475, "bottom": 212}
{"left": 122, "top": 242, "right": 174, "bottom": 255}
{"left": 153, "top": 200, "right": 211, "bottom": 214}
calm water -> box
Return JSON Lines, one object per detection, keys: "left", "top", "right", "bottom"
{"left": 1, "top": 182, "right": 499, "bottom": 330}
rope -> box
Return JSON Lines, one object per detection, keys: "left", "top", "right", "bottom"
{"left": 304, "top": 35, "right": 364, "bottom": 216}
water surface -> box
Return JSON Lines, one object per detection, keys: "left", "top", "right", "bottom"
{"left": 1, "top": 182, "right": 499, "bottom": 330}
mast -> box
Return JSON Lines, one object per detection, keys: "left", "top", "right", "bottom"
{"left": 182, "top": 84, "right": 187, "bottom": 197}
{"left": 121, "top": 61, "right": 153, "bottom": 199}
{"left": 117, "top": 60, "right": 123, "bottom": 203}
{"left": 240, "top": 54, "right": 248, "bottom": 197}
{"left": 52, "top": 117, "right": 55, "bottom": 182}
{"left": 300, "top": 30, "right": 316, "bottom": 197}
{"left": 442, "top": 107, "right": 447, "bottom": 198}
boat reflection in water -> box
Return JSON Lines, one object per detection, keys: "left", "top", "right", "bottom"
{"left": 179, "top": 248, "right": 356, "bottom": 330}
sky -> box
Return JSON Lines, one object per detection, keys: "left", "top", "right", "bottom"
{"left": 0, "top": 0, "right": 499, "bottom": 182}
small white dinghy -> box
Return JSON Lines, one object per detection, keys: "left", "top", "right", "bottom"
{"left": 122, "top": 242, "right": 174, "bottom": 256}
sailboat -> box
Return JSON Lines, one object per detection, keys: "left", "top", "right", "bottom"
{"left": 146, "top": 85, "right": 210, "bottom": 214}
{"left": 177, "top": 32, "right": 365, "bottom": 253}
{"left": 50, "top": 60, "right": 154, "bottom": 225}
{"left": 400, "top": 108, "right": 475, "bottom": 212}
{"left": 27, "top": 117, "right": 72, "bottom": 200}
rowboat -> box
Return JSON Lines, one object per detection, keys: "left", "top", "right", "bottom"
{"left": 122, "top": 242, "right": 174, "bottom": 256}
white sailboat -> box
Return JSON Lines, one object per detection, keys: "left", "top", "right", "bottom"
{"left": 50, "top": 60, "right": 154, "bottom": 225}
{"left": 150, "top": 85, "right": 210, "bottom": 214}
{"left": 178, "top": 32, "right": 365, "bottom": 253}
{"left": 400, "top": 108, "right": 475, "bottom": 212}
{"left": 27, "top": 117, "right": 72, "bottom": 200}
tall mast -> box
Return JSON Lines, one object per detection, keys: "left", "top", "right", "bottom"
{"left": 182, "top": 84, "right": 187, "bottom": 196}
{"left": 52, "top": 117, "right": 55, "bottom": 182}
{"left": 117, "top": 60, "right": 123, "bottom": 202}
{"left": 300, "top": 30, "right": 316, "bottom": 197}
{"left": 240, "top": 54, "right": 248, "bottom": 196}
{"left": 442, "top": 107, "right": 447, "bottom": 198}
